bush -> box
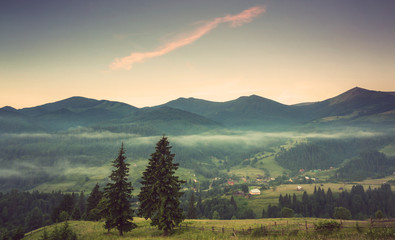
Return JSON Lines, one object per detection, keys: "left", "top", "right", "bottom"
{"left": 314, "top": 220, "right": 341, "bottom": 235}
{"left": 251, "top": 227, "right": 268, "bottom": 237}
{"left": 375, "top": 210, "right": 384, "bottom": 219}
{"left": 281, "top": 207, "right": 294, "bottom": 218}
{"left": 59, "top": 211, "right": 70, "bottom": 222}
{"left": 334, "top": 207, "right": 351, "bottom": 220}
{"left": 365, "top": 227, "right": 395, "bottom": 239}
{"left": 41, "top": 222, "right": 77, "bottom": 240}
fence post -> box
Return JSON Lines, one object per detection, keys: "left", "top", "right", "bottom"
{"left": 222, "top": 226, "right": 224, "bottom": 233}
{"left": 212, "top": 226, "right": 214, "bottom": 232}
{"left": 305, "top": 221, "right": 308, "bottom": 232}
{"left": 274, "top": 221, "right": 277, "bottom": 226}
{"left": 249, "top": 227, "right": 251, "bottom": 233}
{"left": 232, "top": 229, "right": 237, "bottom": 237}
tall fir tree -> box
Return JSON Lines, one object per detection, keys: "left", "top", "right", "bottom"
{"left": 104, "top": 144, "right": 136, "bottom": 236}
{"left": 138, "top": 136, "right": 185, "bottom": 235}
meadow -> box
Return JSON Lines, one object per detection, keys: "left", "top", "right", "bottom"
{"left": 23, "top": 217, "right": 395, "bottom": 240}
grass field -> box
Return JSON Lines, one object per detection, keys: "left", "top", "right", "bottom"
{"left": 380, "top": 143, "right": 395, "bottom": 156}
{"left": 23, "top": 217, "right": 394, "bottom": 240}
{"left": 228, "top": 150, "right": 287, "bottom": 180}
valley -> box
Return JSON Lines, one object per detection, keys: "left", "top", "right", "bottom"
{"left": 0, "top": 87, "right": 394, "bottom": 239}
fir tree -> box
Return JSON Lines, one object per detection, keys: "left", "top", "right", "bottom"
{"left": 187, "top": 192, "right": 197, "bottom": 219}
{"left": 138, "top": 136, "right": 185, "bottom": 235}
{"left": 104, "top": 143, "right": 136, "bottom": 236}
{"left": 230, "top": 196, "right": 238, "bottom": 211}
{"left": 78, "top": 191, "right": 86, "bottom": 219}
{"left": 86, "top": 183, "right": 102, "bottom": 220}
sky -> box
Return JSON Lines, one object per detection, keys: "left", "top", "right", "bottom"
{"left": 1, "top": 0, "right": 395, "bottom": 108}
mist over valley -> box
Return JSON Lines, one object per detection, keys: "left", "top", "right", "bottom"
{"left": 0, "top": 87, "right": 394, "bottom": 192}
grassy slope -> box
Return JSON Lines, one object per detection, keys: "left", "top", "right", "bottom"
{"left": 23, "top": 218, "right": 378, "bottom": 240}
{"left": 381, "top": 143, "right": 395, "bottom": 156}
{"left": 228, "top": 152, "right": 286, "bottom": 179}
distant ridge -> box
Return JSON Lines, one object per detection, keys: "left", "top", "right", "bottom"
{"left": 299, "top": 87, "right": 395, "bottom": 121}
{"left": 0, "top": 87, "right": 394, "bottom": 134}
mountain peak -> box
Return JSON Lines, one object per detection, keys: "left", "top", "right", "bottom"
{"left": 0, "top": 106, "right": 17, "bottom": 112}
{"left": 346, "top": 86, "right": 370, "bottom": 94}
{"left": 328, "top": 87, "right": 378, "bottom": 105}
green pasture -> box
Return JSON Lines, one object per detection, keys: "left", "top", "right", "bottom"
{"left": 23, "top": 217, "right": 393, "bottom": 240}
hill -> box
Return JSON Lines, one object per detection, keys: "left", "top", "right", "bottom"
{"left": 18, "top": 97, "right": 138, "bottom": 131}
{"left": 94, "top": 106, "right": 223, "bottom": 135}
{"left": 1, "top": 87, "right": 394, "bottom": 134}
{"left": 298, "top": 87, "right": 395, "bottom": 126}
{"left": 164, "top": 95, "right": 303, "bottom": 130}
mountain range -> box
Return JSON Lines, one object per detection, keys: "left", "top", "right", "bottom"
{"left": 1, "top": 87, "right": 394, "bottom": 135}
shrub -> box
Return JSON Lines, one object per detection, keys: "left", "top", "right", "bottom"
{"left": 281, "top": 207, "right": 294, "bottom": 218}
{"left": 334, "top": 207, "right": 351, "bottom": 220}
{"left": 314, "top": 220, "right": 341, "bottom": 235}
{"left": 251, "top": 227, "right": 268, "bottom": 237}
{"left": 59, "top": 211, "right": 70, "bottom": 222}
{"left": 375, "top": 210, "right": 384, "bottom": 219}
{"left": 41, "top": 222, "right": 77, "bottom": 240}
{"left": 365, "top": 227, "right": 395, "bottom": 240}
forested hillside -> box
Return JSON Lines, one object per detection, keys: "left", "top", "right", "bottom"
{"left": 275, "top": 137, "right": 393, "bottom": 172}
{"left": 336, "top": 151, "right": 395, "bottom": 181}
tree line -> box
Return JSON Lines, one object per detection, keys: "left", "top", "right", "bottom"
{"left": 265, "top": 184, "right": 394, "bottom": 220}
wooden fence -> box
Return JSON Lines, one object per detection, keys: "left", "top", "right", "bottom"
{"left": 176, "top": 219, "right": 395, "bottom": 237}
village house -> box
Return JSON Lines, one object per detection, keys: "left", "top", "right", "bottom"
{"left": 227, "top": 179, "right": 234, "bottom": 186}
{"left": 249, "top": 188, "right": 261, "bottom": 195}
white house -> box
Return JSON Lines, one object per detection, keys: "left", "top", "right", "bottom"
{"left": 249, "top": 189, "right": 261, "bottom": 195}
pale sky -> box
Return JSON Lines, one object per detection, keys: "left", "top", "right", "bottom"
{"left": 1, "top": 0, "right": 394, "bottom": 108}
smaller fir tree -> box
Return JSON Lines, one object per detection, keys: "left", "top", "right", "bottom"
{"left": 187, "top": 192, "right": 197, "bottom": 219}
{"left": 86, "top": 183, "right": 102, "bottom": 220}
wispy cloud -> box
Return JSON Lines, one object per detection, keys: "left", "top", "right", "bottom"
{"left": 109, "top": 5, "right": 266, "bottom": 70}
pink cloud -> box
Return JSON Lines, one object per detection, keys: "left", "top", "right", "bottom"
{"left": 110, "top": 5, "right": 266, "bottom": 70}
